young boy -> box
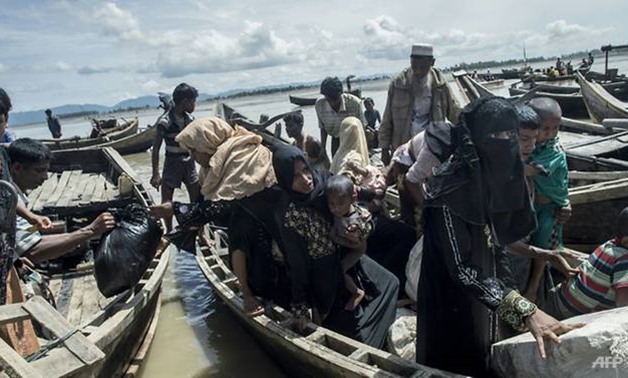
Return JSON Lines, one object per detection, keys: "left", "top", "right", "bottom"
{"left": 544, "top": 206, "right": 628, "bottom": 319}
{"left": 363, "top": 98, "right": 381, "bottom": 149}
{"left": 283, "top": 112, "right": 330, "bottom": 171}
{"left": 150, "top": 83, "right": 201, "bottom": 230}
{"left": 525, "top": 98, "right": 569, "bottom": 299}
{"left": 325, "top": 175, "right": 373, "bottom": 310}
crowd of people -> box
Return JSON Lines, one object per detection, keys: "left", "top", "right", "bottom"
{"left": 1, "top": 42, "right": 627, "bottom": 376}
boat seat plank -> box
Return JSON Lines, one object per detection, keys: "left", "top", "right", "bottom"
{"left": 79, "top": 173, "right": 99, "bottom": 206}
{"left": 79, "top": 274, "right": 108, "bottom": 326}
{"left": 44, "top": 170, "right": 73, "bottom": 208}
{"left": 55, "top": 170, "right": 84, "bottom": 208}
{"left": 90, "top": 174, "right": 109, "bottom": 203}
{"left": 26, "top": 185, "right": 45, "bottom": 212}
{"left": 23, "top": 297, "right": 105, "bottom": 365}
{"left": 0, "top": 304, "right": 30, "bottom": 326}
{"left": 71, "top": 173, "right": 90, "bottom": 204}
{"left": 0, "top": 339, "right": 46, "bottom": 378}
{"left": 29, "top": 174, "right": 58, "bottom": 212}
{"left": 66, "top": 274, "right": 87, "bottom": 327}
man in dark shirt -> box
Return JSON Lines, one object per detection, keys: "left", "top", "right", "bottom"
{"left": 150, "top": 83, "right": 200, "bottom": 230}
{"left": 44, "top": 109, "right": 62, "bottom": 138}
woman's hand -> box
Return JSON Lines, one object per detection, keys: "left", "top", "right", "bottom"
{"left": 242, "top": 294, "right": 265, "bottom": 317}
{"left": 295, "top": 310, "right": 312, "bottom": 332}
{"left": 524, "top": 309, "right": 585, "bottom": 358}
{"left": 547, "top": 252, "right": 579, "bottom": 279}
{"left": 149, "top": 202, "right": 174, "bottom": 219}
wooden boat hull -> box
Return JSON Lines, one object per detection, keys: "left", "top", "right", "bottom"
{"left": 41, "top": 118, "right": 139, "bottom": 151}
{"left": 577, "top": 71, "right": 628, "bottom": 123}
{"left": 288, "top": 89, "right": 362, "bottom": 106}
{"left": 78, "top": 126, "right": 156, "bottom": 155}
{"left": 289, "top": 95, "right": 317, "bottom": 106}
{"left": 195, "top": 229, "right": 460, "bottom": 378}
{"left": 508, "top": 87, "right": 588, "bottom": 118}
{"left": 2, "top": 147, "right": 169, "bottom": 378}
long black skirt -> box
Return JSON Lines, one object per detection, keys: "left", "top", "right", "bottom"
{"left": 366, "top": 214, "right": 415, "bottom": 296}
{"left": 322, "top": 256, "right": 399, "bottom": 349}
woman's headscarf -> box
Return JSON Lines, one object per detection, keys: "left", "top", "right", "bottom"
{"left": 423, "top": 97, "right": 535, "bottom": 246}
{"left": 272, "top": 144, "right": 329, "bottom": 210}
{"left": 175, "top": 117, "right": 276, "bottom": 201}
{"left": 330, "top": 117, "right": 369, "bottom": 174}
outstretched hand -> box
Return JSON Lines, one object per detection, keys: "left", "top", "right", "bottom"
{"left": 525, "top": 309, "right": 585, "bottom": 359}
{"left": 149, "top": 202, "right": 174, "bottom": 219}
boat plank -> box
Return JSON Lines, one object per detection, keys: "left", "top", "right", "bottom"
{"left": 56, "top": 170, "right": 83, "bottom": 208}
{"left": 44, "top": 170, "right": 73, "bottom": 208}
{"left": 0, "top": 304, "right": 30, "bottom": 326}
{"left": 23, "top": 297, "right": 105, "bottom": 365}
{"left": 90, "top": 174, "right": 109, "bottom": 203}
{"left": 79, "top": 173, "right": 99, "bottom": 206}
{"left": 66, "top": 274, "right": 87, "bottom": 327}
{"left": 29, "top": 174, "right": 58, "bottom": 212}
{"left": 0, "top": 339, "right": 45, "bottom": 378}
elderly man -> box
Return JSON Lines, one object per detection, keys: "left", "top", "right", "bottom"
{"left": 315, "top": 77, "right": 366, "bottom": 157}
{"left": 379, "top": 43, "right": 460, "bottom": 165}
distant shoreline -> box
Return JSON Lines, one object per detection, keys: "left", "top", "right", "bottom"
{"left": 10, "top": 48, "right": 628, "bottom": 128}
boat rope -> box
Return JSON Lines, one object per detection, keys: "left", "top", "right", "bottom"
{"left": 25, "top": 327, "right": 80, "bottom": 362}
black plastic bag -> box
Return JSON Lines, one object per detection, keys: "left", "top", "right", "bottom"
{"left": 95, "top": 203, "right": 163, "bottom": 297}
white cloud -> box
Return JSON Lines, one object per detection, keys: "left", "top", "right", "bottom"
{"left": 0, "top": 62, "right": 7, "bottom": 73}
{"left": 141, "top": 79, "right": 161, "bottom": 92}
{"left": 93, "top": 2, "right": 144, "bottom": 41}
{"left": 155, "top": 21, "right": 306, "bottom": 77}
{"left": 358, "top": 16, "right": 614, "bottom": 64}
{"left": 55, "top": 61, "right": 72, "bottom": 71}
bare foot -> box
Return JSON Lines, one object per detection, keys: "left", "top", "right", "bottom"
{"left": 345, "top": 289, "right": 365, "bottom": 311}
{"left": 243, "top": 295, "right": 264, "bottom": 317}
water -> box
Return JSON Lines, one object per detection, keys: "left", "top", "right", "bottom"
{"left": 8, "top": 54, "right": 628, "bottom": 377}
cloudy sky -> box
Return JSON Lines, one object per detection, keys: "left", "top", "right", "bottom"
{"left": 1, "top": 0, "right": 626, "bottom": 111}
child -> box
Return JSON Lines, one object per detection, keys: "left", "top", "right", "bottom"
{"left": 363, "top": 98, "right": 381, "bottom": 149}
{"left": 150, "top": 83, "right": 201, "bottom": 231}
{"left": 525, "top": 98, "right": 569, "bottom": 301}
{"left": 325, "top": 175, "right": 373, "bottom": 310}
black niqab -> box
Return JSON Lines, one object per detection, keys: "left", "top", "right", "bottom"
{"left": 423, "top": 97, "right": 535, "bottom": 246}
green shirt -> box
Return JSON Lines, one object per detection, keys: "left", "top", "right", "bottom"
{"left": 530, "top": 137, "right": 569, "bottom": 207}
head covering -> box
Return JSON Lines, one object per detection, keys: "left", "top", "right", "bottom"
{"left": 272, "top": 144, "right": 329, "bottom": 209}
{"left": 423, "top": 97, "right": 535, "bottom": 245}
{"left": 330, "top": 117, "right": 369, "bottom": 174}
{"left": 411, "top": 43, "right": 434, "bottom": 57}
{"left": 175, "top": 117, "right": 276, "bottom": 201}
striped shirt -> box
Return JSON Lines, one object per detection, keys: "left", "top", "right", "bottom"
{"left": 315, "top": 93, "right": 365, "bottom": 138}
{"left": 557, "top": 238, "right": 628, "bottom": 317}
{"left": 156, "top": 109, "right": 193, "bottom": 156}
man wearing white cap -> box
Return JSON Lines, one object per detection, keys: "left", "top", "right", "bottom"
{"left": 379, "top": 43, "right": 460, "bottom": 165}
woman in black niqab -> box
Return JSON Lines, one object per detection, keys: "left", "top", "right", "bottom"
{"left": 416, "top": 97, "right": 538, "bottom": 375}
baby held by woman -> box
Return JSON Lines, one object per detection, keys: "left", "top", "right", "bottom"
{"left": 325, "top": 175, "right": 374, "bottom": 310}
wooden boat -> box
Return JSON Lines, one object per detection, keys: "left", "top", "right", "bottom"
{"left": 0, "top": 147, "right": 169, "bottom": 377}
{"left": 508, "top": 86, "right": 588, "bottom": 118}
{"left": 453, "top": 71, "right": 623, "bottom": 136}
{"left": 288, "top": 89, "right": 362, "bottom": 106}
{"left": 288, "top": 95, "right": 317, "bottom": 106}
{"left": 40, "top": 118, "right": 139, "bottom": 151}
{"left": 195, "top": 227, "right": 459, "bottom": 378}
{"left": 76, "top": 126, "right": 157, "bottom": 156}
{"left": 576, "top": 71, "right": 628, "bottom": 123}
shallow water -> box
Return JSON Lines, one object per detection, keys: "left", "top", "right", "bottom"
{"left": 9, "top": 55, "right": 628, "bottom": 377}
